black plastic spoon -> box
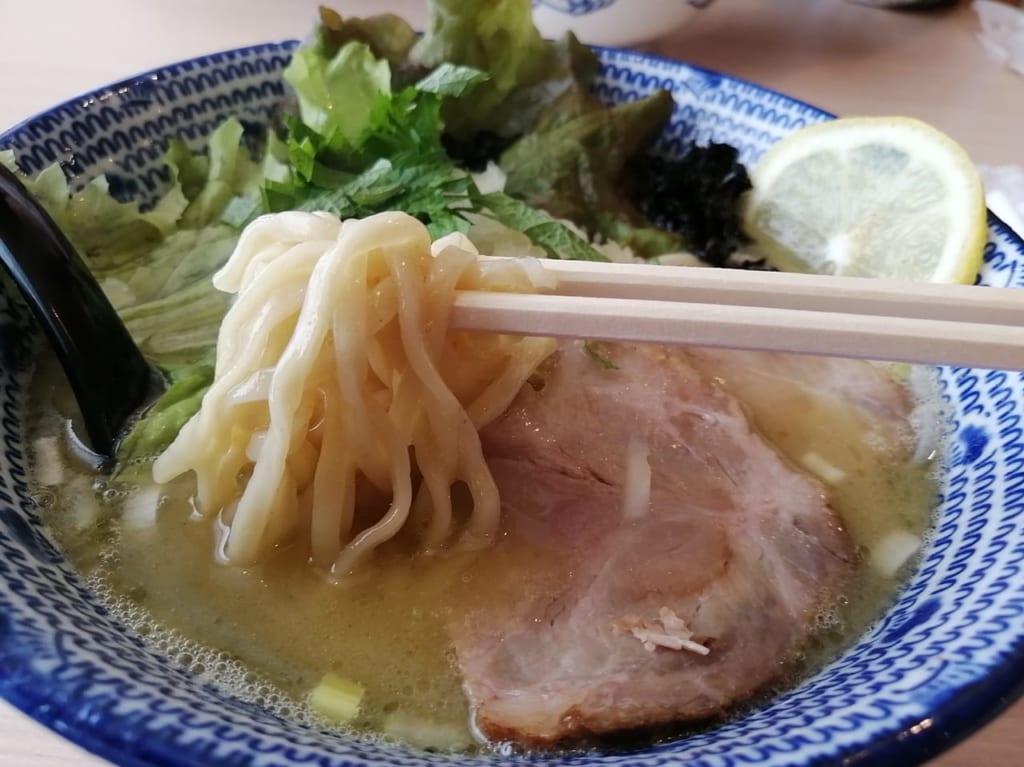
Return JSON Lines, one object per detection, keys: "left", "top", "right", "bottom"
{"left": 0, "top": 163, "right": 156, "bottom": 467}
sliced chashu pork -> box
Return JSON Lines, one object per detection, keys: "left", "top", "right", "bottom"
{"left": 451, "top": 342, "right": 910, "bottom": 745}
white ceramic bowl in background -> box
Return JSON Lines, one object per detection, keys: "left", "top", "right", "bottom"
{"left": 531, "top": 0, "right": 711, "bottom": 46}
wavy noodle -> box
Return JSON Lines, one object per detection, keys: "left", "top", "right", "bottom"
{"left": 153, "top": 211, "right": 558, "bottom": 575}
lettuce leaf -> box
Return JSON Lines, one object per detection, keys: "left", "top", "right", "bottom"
{"left": 4, "top": 117, "right": 255, "bottom": 267}
{"left": 314, "top": 6, "right": 419, "bottom": 74}
{"left": 178, "top": 119, "right": 261, "bottom": 228}
{"left": 6, "top": 120, "right": 260, "bottom": 469}
{"left": 284, "top": 41, "right": 391, "bottom": 143}
{"left": 115, "top": 362, "right": 215, "bottom": 475}
{"left": 410, "top": 0, "right": 598, "bottom": 140}
{"left": 412, "top": 0, "right": 549, "bottom": 99}
{"left": 499, "top": 89, "right": 683, "bottom": 257}
{"left": 0, "top": 157, "right": 164, "bottom": 266}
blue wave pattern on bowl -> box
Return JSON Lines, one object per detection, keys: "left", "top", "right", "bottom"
{"left": 4, "top": 43, "right": 292, "bottom": 199}
{"left": 1, "top": 41, "right": 1024, "bottom": 767}
{"left": 531, "top": 1, "right": 617, "bottom": 14}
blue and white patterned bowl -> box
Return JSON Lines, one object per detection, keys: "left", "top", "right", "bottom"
{"left": 531, "top": 1, "right": 709, "bottom": 46}
{"left": 1, "top": 42, "right": 1024, "bottom": 767}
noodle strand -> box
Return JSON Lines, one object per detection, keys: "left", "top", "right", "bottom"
{"left": 153, "top": 211, "right": 558, "bottom": 575}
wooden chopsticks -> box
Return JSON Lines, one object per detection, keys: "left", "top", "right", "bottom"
{"left": 450, "top": 258, "right": 1024, "bottom": 371}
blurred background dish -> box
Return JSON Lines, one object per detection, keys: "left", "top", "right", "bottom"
{"left": 530, "top": 0, "right": 712, "bottom": 46}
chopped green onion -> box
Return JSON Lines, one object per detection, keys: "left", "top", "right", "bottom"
{"left": 583, "top": 341, "right": 619, "bottom": 370}
{"left": 310, "top": 673, "right": 365, "bottom": 723}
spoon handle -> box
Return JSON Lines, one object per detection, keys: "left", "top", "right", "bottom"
{"left": 0, "top": 163, "right": 152, "bottom": 465}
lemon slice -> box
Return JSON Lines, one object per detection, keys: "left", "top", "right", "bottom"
{"left": 742, "top": 117, "right": 987, "bottom": 284}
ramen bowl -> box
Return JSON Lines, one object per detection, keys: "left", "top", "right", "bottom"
{"left": 1, "top": 42, "right": 1024, "bottom": 767}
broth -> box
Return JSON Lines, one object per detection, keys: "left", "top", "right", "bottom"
{"left": 26, "top": 351, "right": 939, "bottom": 754}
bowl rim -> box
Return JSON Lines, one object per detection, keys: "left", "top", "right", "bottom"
{"left": 2, "top": 38, "right": 1024, "bottom": 767}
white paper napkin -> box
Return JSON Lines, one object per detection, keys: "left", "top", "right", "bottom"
{"left": 980, "top": 165, "right": 1024, "bottom": 237}
{"left": 974, "top": 0, "right": 1024, "bottom": 75}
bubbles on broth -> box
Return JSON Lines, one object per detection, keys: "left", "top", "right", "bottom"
{"left": 814, "top": 605, "right": 843, "bottom": 633}
{"left": 907, "top": 364, "right": 950, "bottom": 466}
{"left": 85, "top": 574, "right": 319, "bottom": 728}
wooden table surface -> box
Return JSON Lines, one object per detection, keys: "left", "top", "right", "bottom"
{"left": 1, "top": 1, "right": 1022, "bottom": 764}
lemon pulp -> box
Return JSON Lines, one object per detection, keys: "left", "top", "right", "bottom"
{"left": 742, "top": 117, "right": 987, "bottom": 284}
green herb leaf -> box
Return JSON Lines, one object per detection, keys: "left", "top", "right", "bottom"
{"left": 474, "top": 191, "right": 607, "bottom": 261}
{"left": 500, "top": 90, "right": 681, "bottom": 258}
{"left": 583, "top": 341, "right": 619, "bottom": 370}
{"left": 414, "top": 63, "right": 488, "bottom": 97}
{"left": 297, "top": 155, "right": 474, "bottom": 237}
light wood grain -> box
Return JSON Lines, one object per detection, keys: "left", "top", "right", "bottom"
{"left": 650, "top": 0, "right": 1023, "bottom": 165}
{"left": 453, "top": 262, "right": 1024, "bottom": 369}
{"left": 1, "top": 1, "right": 1022, "bottom": 765}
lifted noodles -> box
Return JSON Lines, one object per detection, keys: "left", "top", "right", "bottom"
{"left": 153, "top": 211, "right": 557, "bottom": 574}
